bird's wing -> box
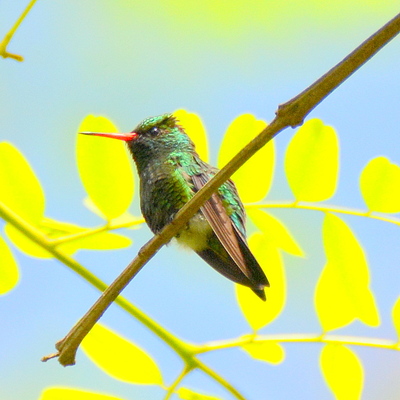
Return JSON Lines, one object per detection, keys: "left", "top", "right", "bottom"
{"left": 191, "top": 173, "right": 254, "bottom": 281}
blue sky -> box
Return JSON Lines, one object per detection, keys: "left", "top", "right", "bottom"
{"left": 1, "top": 2, "right": 400, "bottom": 400}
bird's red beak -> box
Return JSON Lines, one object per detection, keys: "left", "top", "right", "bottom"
{"left": 79, "top": 131, "right": 138, "bottom": 141}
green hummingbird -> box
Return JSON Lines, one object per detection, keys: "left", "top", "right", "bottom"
{"left": 80, "top": 113, "right": 269, "bottom": 300}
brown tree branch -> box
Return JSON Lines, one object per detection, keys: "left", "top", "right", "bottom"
{"left": 46, "top": 12, "right": 400, "bottom": 366}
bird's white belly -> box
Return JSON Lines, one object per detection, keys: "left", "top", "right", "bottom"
{"left": 175, "top": 213, "right": 212, "bottom": 251}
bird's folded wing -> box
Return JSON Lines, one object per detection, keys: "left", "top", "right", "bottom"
{"left": 191, "top": 174, "right": 253, "bottom": 280}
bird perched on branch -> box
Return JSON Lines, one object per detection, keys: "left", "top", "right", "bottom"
{"left": 81, "top": 113, "right": 269, "bottom": 300}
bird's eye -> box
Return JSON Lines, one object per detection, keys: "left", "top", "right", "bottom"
{"left": 148, "top": 126, "right": 160, "bottom": 136}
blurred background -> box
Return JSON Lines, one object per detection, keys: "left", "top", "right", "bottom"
{"left": 1, "top": 1, "right": 400, "bottom": 399}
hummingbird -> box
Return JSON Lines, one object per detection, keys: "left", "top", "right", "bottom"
{"left": 80, "top": 113, "right": 269, "bottom": 300}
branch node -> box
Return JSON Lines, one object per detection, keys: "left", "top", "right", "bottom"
{"left": 275, "top": 100, "right": 305, "bottom": 128}
{"left": 41, "top": 337, "right": 78, "bottom": 366}
{"left": 56, "top": 339, "right": 78, "bottom": 366}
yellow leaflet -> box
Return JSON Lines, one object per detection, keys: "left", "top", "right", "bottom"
{"left": 83, "top": 197, "right": 144, "bottom": 228}
{"left": 315, "top": 214, "right": 380, "bottom": 332}
{"left": 5, "top": 224, "right": 52, "bottom": 258}
{"left": 41, "top": 218, "right": 131, "bottom": 253}
{"left": 59, "top": 232, "right": 131, "bottom": 254}
{"left": 39, "top": 387, "right": 125, "bottom": 400}
{"left": 0, "top": 142, "right": 45, "bottom": 223}
{"left": 81, "top": 323, "right": 163, "bottom": 385}
{"left": 315, "top": 262, "right": 356, "bottom": 331}
{"left": 285, "top": 119, "right": 339, "bottom": 202}
{"left": 77, "top": 116, "right": 134, "bottom": 220}
{"left": 247, "top": 208, "right": 304, "bottom": 256}
{"left": 173, "top": 109, "right": 209, "bottom": 162}
{"left": 236, "top": 233, "right": 285, "bottom": 331}
{"left": 5, "top": 219, "right": 131, "bottom": 258}
{"left": 177, "top": 388, "right": 222, "bottom": 400}
{"left": 320, "top": 344, "right": 363, "bottom": 400}
{"left": 0, "top": 234, "right": 19, "bottom": 295}
{"left": 391, "top": 297, "right": 400, "bottom": 341}
{"left": 218, "top": 114, "right": 274, "bottom": 203}
{"left": 242, "top": 341, "right": 285, "bottom": 364}
{"left": 360, "top": 156, "right": 400, "bottom": 213}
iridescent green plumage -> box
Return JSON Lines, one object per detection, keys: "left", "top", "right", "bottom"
{"left": 126, "top": 114, "right": 269, "bottom": 300}
{"left": 80, "top": 114, "right": 269, "bottom": 299}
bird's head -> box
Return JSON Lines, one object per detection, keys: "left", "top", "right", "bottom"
{"left": 80, "top": 113, "right": 196, "bottom": 166}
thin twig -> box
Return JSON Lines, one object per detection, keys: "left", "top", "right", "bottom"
{"left": 195, "top": 359, "right": 248, "bottom": 400}
{"left": 0, "top": 0, "right": 38, "bottom": 61}
{"left": 197, "top": 333, "right": 400, "bottom": 354}
{"left": 0, "top": 201, "right": 246, "bottom": 398}
{"left": 163, "top": 367, "right": 192, "bottom": 400}
{"left": 48, "top": 217, "right": 145, "bottom": 246}
{"left": 51, "top": 13, "right": 400, "bottom": 366}
{"left": 0, "top": 201, "right": 196, "bottom": 364}
{"left": 246, "top": 201, "right": 400, "bottom": 226}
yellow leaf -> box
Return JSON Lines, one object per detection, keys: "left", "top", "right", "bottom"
{"left": 41, "top": 218, "right": 132, "bottom": 253}
{"left": 177, "top": 388, "right": 222, "bottom": 400}
{"left": 5, "top": 224, "right": 52, "bottom": 259}
{"left": 285, "top": 119, "right": 339, "bottom": 201}
{"left": 360, "top": 156, "right": 400, "bottom": 213}
{"left": 83, "top": 197, "right": 144, "bottom": 228}
{"left": 315, "top": 214, "right": 380, "bottom": 332}
{"left": 218, "top": 114, "right": 274, "bottom": 203}
{"left": 247, "top": 208, "right": 304, "bottom": 256}
{"left": 60, "top": 232, "right": 131, "bottom": 254}
{"left": 77, "top": 116, "right": 135, "bottom": 220}
{"left": 39, "top": 387, "right": 125, "bottom": 400}
{"left": 5, "top": 219, "right": 131, "bottom": 258}
{"left": 236, "top": 233, "right": 285, "bottom": 330}
{"left": 173, "top": 109, "right": 209, "bottom": 162}
{"left": 0, "top": 234, "right": 19, "bottom": 295}
{"left": 320, "top": 344, "right": 363, "bottom": 400}
{"left": 392, "top": 297, "right": 400, "bottom": 340}
{"left": 82, "top": 323, "right": 163, "bottom": 385}
{"left": 242, "top": 341, "right": 285, "bottom": 364}
{"left": 0, "top": 142, "right": 45, "bottom": 223}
